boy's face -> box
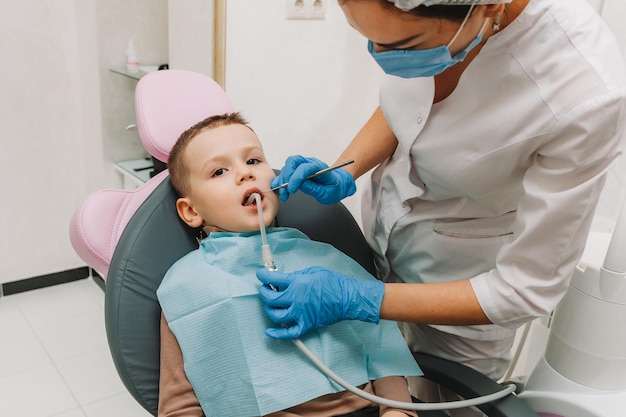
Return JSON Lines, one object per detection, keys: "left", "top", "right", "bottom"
{"left": 176, "top": 124, "right": 279, "bottom": 233}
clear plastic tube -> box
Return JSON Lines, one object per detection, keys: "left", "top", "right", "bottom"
{"left": 292, "top": 339, "right": 516, "bottom": 411}
{"left": 252, "top": 192, "right": 515, "bottom": 411}
{"left": 251, "top": 192, "right": 277, "bottom": 272}
{"left": 252, "top": 193, "right": 267, "bottom": 245}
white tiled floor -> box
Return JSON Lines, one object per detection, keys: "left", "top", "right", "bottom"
{"left": 0, "top": 278, "right": 153, "bottom": 417}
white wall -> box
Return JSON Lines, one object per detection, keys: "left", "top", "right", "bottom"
{"left": 0, "top": 0, "right": 102, "bottom": 284}
{"left": 168, "top": 0, "right": 215, "bottom": 76}
{"left": 96, "top": 0, "right": 169, "bottom": 187}
{"left": 224, "top": 1, "right": 383, "bottom": 220}
{"left": 0, "top": 0, "right": 167, "bottom": 285}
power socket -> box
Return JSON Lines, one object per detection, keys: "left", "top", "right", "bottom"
{"left": 285, "top": 0, "right": 326, "bottom": 20}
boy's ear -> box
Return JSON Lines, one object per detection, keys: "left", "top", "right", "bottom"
{"left": 176, "top": 197, "right": 204, "bottom": 228}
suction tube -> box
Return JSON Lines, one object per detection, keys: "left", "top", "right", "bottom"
{"left": 251, "top": 193, "right": 277, "bottom": 272}
{"left": 251, "top": 193, "right": 516, "bottom": 411}
{"left": 293, "top": 339, "right": 516, "bottom": 411}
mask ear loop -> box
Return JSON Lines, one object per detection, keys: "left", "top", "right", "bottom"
{"left": 446, "top": 3, "right": 477, "bottom": 49}
{"left": 478, "top": 18, "right": 490, "bottom": 37}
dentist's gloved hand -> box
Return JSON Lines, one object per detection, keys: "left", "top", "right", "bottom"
{"left": 257, "top": 266, "right": 384, "bottom": 339}
{"left": 272, "top": 155, "right": 356, "bottom": 204}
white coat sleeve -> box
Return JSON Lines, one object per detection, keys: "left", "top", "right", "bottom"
{"left": 471, "top": 87, "right": 626, "bottom": 329}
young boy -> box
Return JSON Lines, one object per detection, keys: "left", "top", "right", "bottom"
{"left": 157, "top": 113, "right": 421, "bottom": 417}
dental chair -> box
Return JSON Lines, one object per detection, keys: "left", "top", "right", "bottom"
{"left": 70, "top": 69, "right": 539, "bottom": 417}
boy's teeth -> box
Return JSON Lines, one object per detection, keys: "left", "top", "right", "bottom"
{"left": 244, "top": 194, "right": 257, "bottom": 206}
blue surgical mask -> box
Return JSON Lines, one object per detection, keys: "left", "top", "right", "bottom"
{"left": 368, "top": 12, "right": 488, "bottom": 79}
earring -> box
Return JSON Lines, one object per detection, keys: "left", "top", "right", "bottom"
{"left": 492, "top": 13, "right": 501, "bottom": 31}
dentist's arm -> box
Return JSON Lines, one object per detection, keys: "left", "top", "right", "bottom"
{"left": 381, "top": 280, "right": 490, "bottom": 325}
{"left": 335, "top": 106, "right": 399, "bottom": 180}
{"left": 257, "top": 267, "right": 490, "bottom": 340}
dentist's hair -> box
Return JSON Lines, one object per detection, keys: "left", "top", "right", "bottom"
{"left": 168, "top": 112, "right": 250, "bottom": 197}
{"left": 339, "top": 0, "right": 471, "bottom": 20}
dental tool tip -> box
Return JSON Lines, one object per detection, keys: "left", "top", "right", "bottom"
{"left": 268, "top": 159, "right": 355, "bottom": 192}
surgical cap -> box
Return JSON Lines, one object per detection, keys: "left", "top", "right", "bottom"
{"left": 388, "top": 0, "right": 512, "bottom": 11}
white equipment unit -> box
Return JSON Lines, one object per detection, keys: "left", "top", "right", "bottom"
{"left": 518, "top": 200, "right": 626, "bottom": 416}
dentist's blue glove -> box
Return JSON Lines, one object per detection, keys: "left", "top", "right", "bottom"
{"left": 257, "top": 266, "right": 384, "bottom": 339}
{"left": 272, "top": 155, "right": 356, "bottom": 204}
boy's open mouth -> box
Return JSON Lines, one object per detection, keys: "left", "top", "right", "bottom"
{"left": 242, "top": 190, "right": 262, "bottom": 206}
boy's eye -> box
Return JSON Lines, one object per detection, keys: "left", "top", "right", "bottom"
{"left": 247, "top": 158, "right": 261, "bottom": 165}
{"left": 212, "top": 168, "right": 226, "bottom": 177}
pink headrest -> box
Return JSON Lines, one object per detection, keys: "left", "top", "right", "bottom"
{"left": 135, "top": 69, "right": 235, "bottom": 163}
{"left": 70, "top": 70, "right": 234, "bottom": 279}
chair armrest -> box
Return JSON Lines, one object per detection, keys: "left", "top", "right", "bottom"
{"left": 414, "top": 353, "right": 540, "bottom": 417}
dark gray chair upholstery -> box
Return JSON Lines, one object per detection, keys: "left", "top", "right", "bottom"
{"left": 105, "top": 176, "right": 538, "bottom": 417}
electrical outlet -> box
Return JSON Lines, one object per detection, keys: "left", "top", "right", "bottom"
{"left": 286, "top": 0, "right": 326, "bottom": 20}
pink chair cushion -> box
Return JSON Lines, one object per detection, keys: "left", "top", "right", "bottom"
{"left": 70, "top": 171, "right": 168, "bottom": 277}
{"left": 70, "top": 70, "right": 234, "bottom": 279}
{"left": 136, "top": 69, "right": 235, "bottom": 163}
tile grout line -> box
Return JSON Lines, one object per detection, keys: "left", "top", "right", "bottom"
{"left": 78, "top": 390, "right": 139, "bottom": 412}
{"left": 46, "top": 279, "right": 125, "bottom": 416}
{"left": 11, "top": 279, "right": 109, "bottom": 415}
{"left": 14, "top": 293, "right": 86, "bottom": 415}
{"left": 1, "top": 276, "right": 147, "bottom": 416}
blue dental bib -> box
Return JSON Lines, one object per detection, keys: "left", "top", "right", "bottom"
{"left": 157, "top": 227, "right": 421, "bottom": 417}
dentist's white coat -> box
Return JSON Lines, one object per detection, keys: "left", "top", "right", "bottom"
{"left": 362, "top": 0, "right": 626, "bottom": 377}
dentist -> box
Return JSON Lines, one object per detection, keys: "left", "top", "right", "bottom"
{"left": 257, "top": 0, "right": 626, "bottom": 400}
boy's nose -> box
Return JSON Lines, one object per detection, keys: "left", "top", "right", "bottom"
{"left": 237, "top": 166, "right": 255, "bottom": 184}
{"left": 239, "top": 173, "right": 254, "bottom": 183}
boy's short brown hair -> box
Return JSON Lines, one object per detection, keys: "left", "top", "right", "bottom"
{"left": 168, "top": 112, "right": 249, "bottom": 197}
